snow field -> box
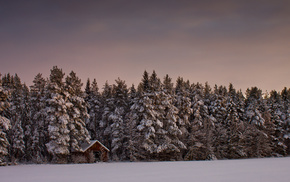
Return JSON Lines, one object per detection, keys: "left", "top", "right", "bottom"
{"left": 1, "top": 157, "right": 290, "bottom": 182}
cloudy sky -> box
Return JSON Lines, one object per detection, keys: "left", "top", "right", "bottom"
{"left": 1, "top": 0, "right": 289, "bottom": 92}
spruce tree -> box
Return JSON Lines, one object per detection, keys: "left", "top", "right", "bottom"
{"left": 185, "top": 83, "right": 216, "bottom": 160}
{"left": 208, "top": 85, "right": 227, "bottom": 159}
{"left": 244, "top": 87, "right": 265, "bottom": 126}
{"left": 109, "top": 78, "right": 129, "bottom": 161}
{"left": 65, "top": 71, "right": 90, "bottom": 154}
{"left": 8, "top": 74, "right": 25, "bottom": 163}
{"left": 45, "top": 66, "right": 70, "bottom": 163}
{"left": 123, "top": 84, "right": 139, "bottom": 161}
{"left": 130, "top": 71, "right": 162, "bottom": 160}
{"left": 158, "top": 75, "right": 186, "bottom": 160}
{"left": 130, "top": 71, "right": 186, "bottom": 160}
{"left": 267, "top": 90, "right": 287, "bottom": 156}
{"left": 29, "top": 73, "right": 47, "bottom": 163}
{"left": 21, "top": 84, "right": 33, "bottom": 161}
{"left": 244, "top": 87, "right": 272, "bottom": 157}
{"left": 281, "top": 87, "right": 290, "bottom": 154}
{"left": 224, "top": 84, "right": 247, "bottom": 159}
{"left": 100, "top": 81, "right": 113, "bottom": 150}
{"left": 85, "top": 79, "right": 102, "bottom": 140}
{"left": 0, "top": 84, "right": 11, "bottom": 165}
{"left": 175, "top": 77, "right": 192, "bottom": 153}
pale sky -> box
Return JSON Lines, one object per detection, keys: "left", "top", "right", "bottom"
{"left": 1, "top": 0, "right": 289, "bottom": 92}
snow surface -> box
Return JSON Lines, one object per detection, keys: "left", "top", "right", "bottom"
{"left": 1, "top": 157, "right": 290, "bottom": 182}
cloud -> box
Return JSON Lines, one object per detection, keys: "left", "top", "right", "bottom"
{"left": 1, "top": 0, "right": 290, "bottom": 91}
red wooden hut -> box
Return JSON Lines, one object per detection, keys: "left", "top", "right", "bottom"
{"left": 72, "top": 140, "right": 110, "bottom": 163}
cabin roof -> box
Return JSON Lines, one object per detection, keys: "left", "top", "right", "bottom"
{"left": 79, "top": 140, "right": 110, "bottom": 152}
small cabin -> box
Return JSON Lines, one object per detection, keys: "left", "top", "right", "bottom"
{"left": 72, "top": 140, "right": 110, "bottom": 163}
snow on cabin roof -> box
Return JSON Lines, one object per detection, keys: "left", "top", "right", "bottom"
{"left": 79, "top": 140, "right": 110, "bottom": 152}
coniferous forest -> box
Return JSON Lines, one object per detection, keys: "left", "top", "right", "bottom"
{"left": 0, "top": 66, "right": 290, "bottom": 165}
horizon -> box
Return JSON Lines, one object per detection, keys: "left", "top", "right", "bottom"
{"left": 1, "top": 66, "right": 288, "bottom": 95}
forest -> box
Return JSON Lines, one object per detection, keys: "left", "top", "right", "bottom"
{"left": 0, "top": 66, "right": 290, "bottom": 165}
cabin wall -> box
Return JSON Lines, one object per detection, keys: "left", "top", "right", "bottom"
{"left": 86, "top": 151, "right": 96, "bottom": 163}
{"left": 72, "top": 153, "right": 89, "bottom": 163}
{"left": 101, "top": 150, "right": 109, "bottom": 162}
{"left": 72, "top": 151, "right": 96, "bottom": 163}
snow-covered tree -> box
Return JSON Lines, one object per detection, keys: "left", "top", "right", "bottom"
{"left": 267, "top": 90, "right": 287, "bottom": 156}
{"left": 208, "top": 85, "right": 228, "bottom": 159}
{"left": 65, "top": 71, "right": 90, "bottom": 154}
{"left": 131, "top": 71, "right": 185, "bottom": 160}
{"left": 244, "top": 87, "right": 265, "bottom": 126}
{"left": 244, "top": 87, "right": 272, "bottom": 157}
{"left": 109, "top": 78, "right": 129, "bottom": 161}
{"left": 185, "top": 83, "right": 216, "bottom": 160}
{"left": 223, "top": 84, "right": 247, "bottom": 159}
{"left": 100, "top": 81, "right": 113, "bottom": 149}
{"left": 20, "top": 84, "right": 33, "bottom": 161}
{"left": 123, "top": 84, "right": 140, "bottom": 161}
{"left": 29, "top": 73, "right": 47, "bottom": 163}
{"left": 85, "top": 79, "right": 102, "bottom": 140}
{"left": 281, "top": 87, "right": 290, "bottom": 154}
{"left": 8, "top": 74, "right": 25, "bottom": 163}
{"left": 156, "top": 75, "right": 186, "bottom": 160}
{"left": 137, "top": 70, "right": 150, "bottom": 93}
{"left": 0, "top": 84, "right": 11, "bottom": 165}
{"left": 1, "top": 73, "right": 13, "bottom": 90}
{"left": 45, "top": 66, "right": 71, "bottom": 163}
{"left": 129, "top": 71, "right": 163, "bottom": 160}
{"left": 174, "top": 77, "right": 192, "bottom": 149}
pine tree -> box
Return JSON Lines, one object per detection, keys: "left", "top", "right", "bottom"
{"left": 138, "top": 70, "right": 150, "bottom": 93}
{"left": 145, "top": 71, "right": 165, "bottom": 159}
{"left": 129, "top": 71, "right": 186, "bottom": 160}
{"left": 223, "top": 84, "right": 247, "bottom": 159}
{"left": 0, "top": 84, "right": 11, "bottom": 165}
{"left": 244, "top": 87, "right": 272, "bottom": 157}
{"left": 65, "top": 71, "right": 90, "bottom": 154}
{"left": 130, "top": 71, "right": 163, "bottom": 160}
{"left": 100, "top": 81, "right": 113, "bottom": 150}
{"left": 267, "top": 90, "right": 287, "bottom": 156}
{"left": 123, "top": 84, "right": 139, "bottom": 161}
{"left": 163, "top": 74, "right": 174, "bottom": 94}
{"left": 85, "top": 79, "right": 102, "bottom": 140}
{"left": 175, "top": 77, "right": 192, "bottom": 151}
{"left": 109, "top": 78, "right": 129, "bottom": 161}
{"left": 1, "top": 73, "right": 13, "bottom": 90}
{"left": 281, "top": 87, "right": 290, "bottom": 154}
{"left": 244, "top": 87, "right": 265, "bottom": 126}
{"left": 185, "top": 83, "right": 216, "bottom": 160}
{"left": 21, "top": 84, "right": 33, "bottom": 161}
{"left": 45, "top": 66, "right": 70, "bottom": 163}
{"left": 209, "top": 85, "right": 228, "bottom": 159}
{"left": 233, "top": 88, "right": 246, "bottom": 122}
{"left": 29, "top": 73, "right": 47, "bottom": 163}
{"left": 8, "top": 74, "right": 25, "bottom": 163}
{"left": 157, "top": 75, "right": 186, "bottom": 160}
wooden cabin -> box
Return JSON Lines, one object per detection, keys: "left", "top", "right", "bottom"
{"left": 71, "top": 140, "right": 110, "bottom": 163}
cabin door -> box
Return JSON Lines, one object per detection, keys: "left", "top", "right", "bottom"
{"left": 93, "top": 151, "right": 101, "bottom": 162}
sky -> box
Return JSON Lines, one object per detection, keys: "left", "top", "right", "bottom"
{"left": 0, "top": 0, "right": 290, "bottom": 92}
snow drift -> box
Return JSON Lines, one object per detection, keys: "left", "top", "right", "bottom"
{"left": 1, "top": 157, "right": 290, "bottom": 182}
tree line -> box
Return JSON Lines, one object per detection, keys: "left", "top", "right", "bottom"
{"left": 0, "top": 66, "right": 290, "bottom": 165}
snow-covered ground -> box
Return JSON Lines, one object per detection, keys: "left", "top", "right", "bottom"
{"left": 1, "top": 157, "right": 290, "bottom": 182}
